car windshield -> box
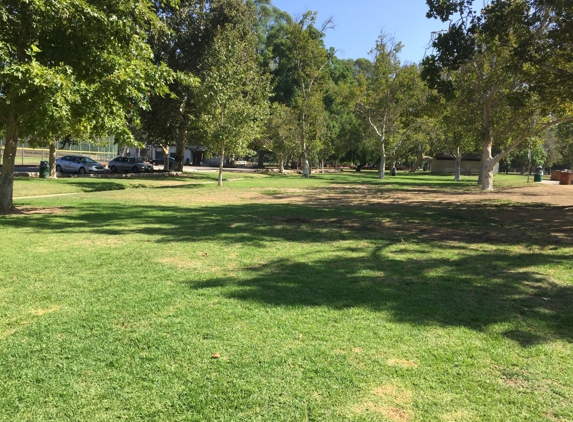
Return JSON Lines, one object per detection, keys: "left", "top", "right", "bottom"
{"left": 129, "top": 158, "right": 144, "bottom": 163}
{"left": 78, "top": 157, "right": 97, "bottom": 164}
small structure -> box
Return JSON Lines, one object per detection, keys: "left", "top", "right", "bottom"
{"left": 125, "top": 145, "right": 207, "bottom": 166}
{"left": 560, "top": 171, "right": 573, "bottom": 185}
{"left": 430, "top": 153, "right": 499, "bottom": 175}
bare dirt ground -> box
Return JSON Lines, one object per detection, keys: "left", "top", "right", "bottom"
{"left": 419, "top": 182, "right": 573, "bottom": 207}
{"left": 258, "top": 182, "right": 573, "bottom": 208}
{"left": 248, "top": 183, "right": 573, "bottom": 246}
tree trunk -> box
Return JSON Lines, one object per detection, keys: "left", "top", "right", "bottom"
{"left": 410, "top": 152, "right": 423, "bottom": 173}
{"left": 302, "top": 151, "right": 310, "bottom": 178}
{"left": 218, "top": 145, "right": 225, "bottom": 187}
{"left": 278, "top": 153, "right": 285, "bottom": 174}
{"left": 257, "top": 150, "right": 265, "bottom": 168}
{"left": 480, "top": 139, "right": 495, "bottom": 191}
{"left": 173, "top": 117, "right": 188, "bottom": 172}
{"left": 321, "top": 159, "right": 324, "bottom": 173}
{"left": 301, "top": 111, "right": 310, "bottom": 178}
{"left": 378, "top": 141, "right": 386, "bottom": 180}
{"left": 454, "top": 156, "right": 462, "bottom": 181}
{"left": 0, "top": 114, "right": 19, "bottom": 214}
{"left": 162, "top": 145, "right": 170, "bottom": 171}
{"left": 49, "top": 141, "right": 57, "bottom": 178}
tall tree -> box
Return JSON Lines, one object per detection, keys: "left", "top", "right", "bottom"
{"left": 357, "top": 35, "right": 427, "bottom": 179}
{"left": 270, "top": 11, "right": 333, "bottom": 178}
{"left": 266, "top": 103, "right": 299, "bottom": 173}
{"left": 197, "top": 10, "right": 271, "bottom": 186}
{"left": 423, "top": 0, "right": 573, "bottom": 190}
{"left": 0, "top": 0, "right": 171, "bottom": 213}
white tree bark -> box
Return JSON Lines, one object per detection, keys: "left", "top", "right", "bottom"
{"left": 218, "top": 145, "right": 225, "bottom": 187}
{"left": 162, "top": 145, "right": 171, "bottom": 172}
{"left": 454, "top": 147, "right": 462, "bottom": 181}
{"left": 49, "top": 141, "right": 57, "bottom": 178}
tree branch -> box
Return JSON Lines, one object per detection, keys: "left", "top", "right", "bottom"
{"left": 492, "top": 116, "right": 573, "bottom": 164}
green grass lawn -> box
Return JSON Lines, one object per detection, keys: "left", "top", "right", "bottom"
{"left": 1, "top": 172, "right": 571, "bottom": 421}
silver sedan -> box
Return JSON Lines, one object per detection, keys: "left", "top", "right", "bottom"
{"left": 55, "top": 155, "right": 105, "bottom": 174}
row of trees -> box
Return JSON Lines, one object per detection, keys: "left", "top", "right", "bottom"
{"left": 1, "top": 0, "right": 572, "bottom": 213}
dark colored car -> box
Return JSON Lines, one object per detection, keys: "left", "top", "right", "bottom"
{"left": 108, "top": 157, "right": 153, "bottom": 173}
{"left": 150, "top": 157, "right": 175, "bottom": 168}
{"left": 56, "top": 155, "right": 105, "bottom": 174}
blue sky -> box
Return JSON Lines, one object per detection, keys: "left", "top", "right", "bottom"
{"left": 270, "top": 0, "right": 450, "bottom": 64}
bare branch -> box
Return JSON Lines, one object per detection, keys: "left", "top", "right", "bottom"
{"left": 541, "top": 63, "right": 572, "bottom": 77}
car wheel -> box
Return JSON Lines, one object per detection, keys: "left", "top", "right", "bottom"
{"left": 79, "top": 167, "right": 86, "bottom": 174}
{"left": 111, "top": 165, "right": 117, "bottom": 173}
{"left": 56, "top": 165, "right": 62, "bottom": 173}
{"left": 132, "top": 166, "right": 139, "bottom": 173}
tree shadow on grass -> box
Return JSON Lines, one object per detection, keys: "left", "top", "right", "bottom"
{"left": 188, "top": 249, "right": 573, "bottom": 346}
{"left": 317, "top": 171, "right": 481, "bottom": 189}
{"left": 2, "top": 199, "right": 572, "bottom": 346}
{"left": 15, "top": 178, "right": 130, "bottom": 193}
{"left": 3, "top": 196, "right": 573, "bottom": 246}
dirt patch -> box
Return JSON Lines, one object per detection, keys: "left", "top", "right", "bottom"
{"left": 8, "top": 207, "right": 66, "bottom": 215}
{"left": 246, "top": 184, "right": 573, "bottom": 246}
{"left": 30, "top": 305, "right": 61, "bottom": 316}
{"left": 359, "top": 403, "right": 411, "bottom": 422}
{"left": 354, "top": 383, "right": 413, "bottom": 421}
{"left": 387, "top": 359, "right": 419, "bottom": 369}
{"left": 441, "top": 411, "right": 471, "bottom": 421}
{"left": 255, "top": 183, "right": 573, "bottom": 208}
{"left": 158, "top": 256, "right": 199, "bottom": 270}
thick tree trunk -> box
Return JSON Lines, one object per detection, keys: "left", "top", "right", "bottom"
{"left": 480, "top": 139, "right": 495, "bottom": 191}
{"left": 49, "top": 141, "right": 57, "bottom": 178}
{"left": 454, "top": 154, "right": 462, "bottom": 181}
{"left": 218, "top": 145, "right": 225, "bottom": 187}
{"left": 257, "top": 150, "right": 265, "bottom": 168}
{"left": 278, "top": 153, "right": 285, "bottom": 174}
{"left": 0, "top": 114, "right": 19, "bottom": 214}
{"left": 302, "top": 151, "right": 310, "bottom": 178}
{"left": 321, "top": 159, "right": 324, "bottom": 173}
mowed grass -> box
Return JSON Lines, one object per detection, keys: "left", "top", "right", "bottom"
{"left": 1, "top": 172, "right": 572, "bottom": 421}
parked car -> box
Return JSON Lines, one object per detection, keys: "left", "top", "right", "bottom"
{"left": 150, "top": 157, "right": 175, "bottom": 168}
{"left": 108, "top": 156, "right": 153, "bottom": 173}
{"left": 55, "top": 155, "right": 105, "bottom": 174}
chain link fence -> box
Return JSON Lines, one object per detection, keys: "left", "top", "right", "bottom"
{"left": 0, "top": 138, "right": 118, "bottom": 166}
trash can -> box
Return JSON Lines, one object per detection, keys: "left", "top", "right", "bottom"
{"left": 391, "top": 167, "right": 397, "bottom": 176}
{"left": 533, "top": 166, "right": 543, "bottom": 182}
{"left": 39, "top": 161, "right": 50, "bottom": 179}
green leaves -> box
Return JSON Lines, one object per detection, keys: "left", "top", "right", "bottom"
{"left": 198, "top": 20, "right": 271, "bottom": 159}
